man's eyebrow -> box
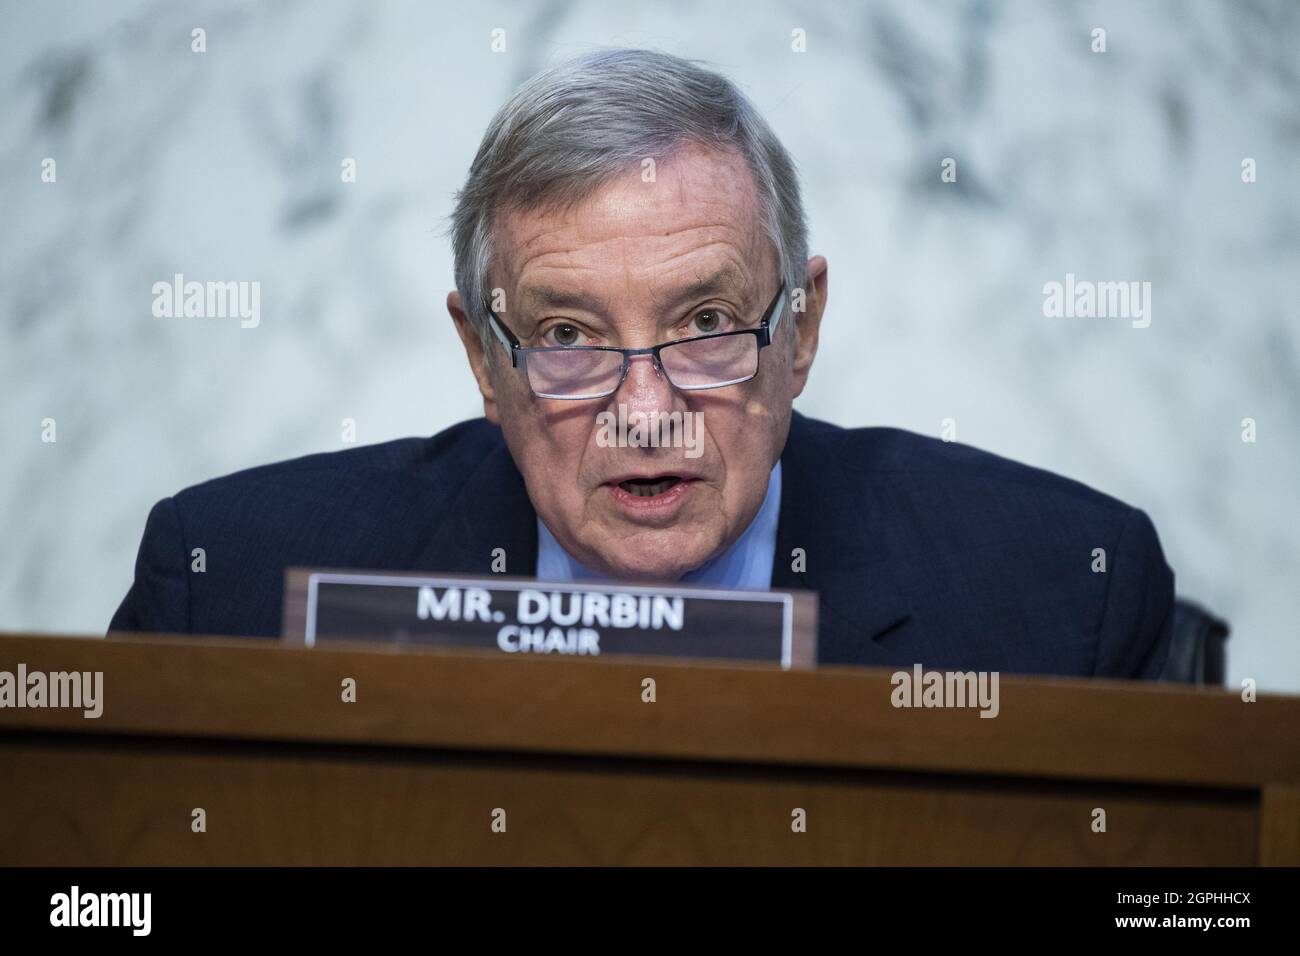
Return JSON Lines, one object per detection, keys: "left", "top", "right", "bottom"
{"left": 516, "top": 285, "right": 607, "bottom": 313}
{"left": 512, "top": 267, "right": 745, "bottom": 315}
{"left": 652, "top": 268, "right": 745, "bottom": 311}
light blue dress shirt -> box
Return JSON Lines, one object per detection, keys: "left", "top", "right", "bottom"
{"left": 536, "top": 461, "right": 782, "bottom": 590}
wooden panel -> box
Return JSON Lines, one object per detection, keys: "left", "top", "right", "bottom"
{"left": 1260, "top": 785, "right": 1300, "bottom": 866}
{"left": 0, "top": 737, "right": 1257, "bottom": 866}
{"left": 0, "top": 633, "right": 1296, "bottom": 789}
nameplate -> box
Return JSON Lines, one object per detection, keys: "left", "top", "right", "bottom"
{"left": 282, "top": 569, "right": 817, "bottom": 668}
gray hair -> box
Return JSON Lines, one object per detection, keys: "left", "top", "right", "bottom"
{"left": 448, "top": 48, "right": 808, "bottom": 347}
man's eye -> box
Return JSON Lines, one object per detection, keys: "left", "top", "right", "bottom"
{"left": 543, "top": 324, "right": 587, "bottom": 346}
{"left": 689, "top": 309, "right": 729, "bottom": 335}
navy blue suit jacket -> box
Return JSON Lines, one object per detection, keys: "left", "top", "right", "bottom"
{"left": 110, "top": 412, "right": 1175, "bottom": 678}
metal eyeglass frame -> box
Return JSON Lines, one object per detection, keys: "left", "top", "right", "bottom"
{"left": 484, "top": 280, "right": 787, "bottom": 400}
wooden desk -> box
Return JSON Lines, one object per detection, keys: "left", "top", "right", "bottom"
{"left": 0, "top": 632, "right": 1296, "bottom": 865}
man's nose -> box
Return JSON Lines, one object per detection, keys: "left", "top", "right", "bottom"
{"left": 615, "top": 353, "right": 679, "bottom": 414}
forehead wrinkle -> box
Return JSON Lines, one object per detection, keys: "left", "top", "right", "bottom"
{"left": 513, "top": 224, "right": 738, "bottom": 279}
{"left": 499, "top": 158, "right": 762, "bottom": 260}
{"left": 494, "top": 161, "right": 770, "bottom": 315}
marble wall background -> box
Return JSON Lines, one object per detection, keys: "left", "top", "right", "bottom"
{"left": 2, "top": 0, "right": 1297, "bottom": 689}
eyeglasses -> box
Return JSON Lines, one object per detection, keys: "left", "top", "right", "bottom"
{"left": 485, "top": 281, "right": 787, "bottom": 400}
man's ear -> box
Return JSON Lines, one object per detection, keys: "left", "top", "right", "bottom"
{"left": 447, "top": 290, "right": 500, "bottom": 424}
{"left": 789, "top": 255, "right": 827, "bottom": 399}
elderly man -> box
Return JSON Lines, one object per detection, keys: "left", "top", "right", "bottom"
{"left": 111, "top": 49, "right": 1174, "bottom": 678}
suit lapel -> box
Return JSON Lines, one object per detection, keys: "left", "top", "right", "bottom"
{"left": 772, "top": 412, "right": 916, "bottom": 664}
{"left": 414, "top": 439, "right": 539, "bottom": 577}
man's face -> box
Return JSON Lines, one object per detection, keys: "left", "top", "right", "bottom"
{"left": 450, "top": 143, "right": 824, "bottom": 580}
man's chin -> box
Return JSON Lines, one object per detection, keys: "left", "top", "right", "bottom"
{"left": 584, "top": 537, "right": 719, "bottom": 583}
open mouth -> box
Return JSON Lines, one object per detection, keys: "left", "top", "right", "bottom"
{"left": 617, "top": 475, "right": 682, "bottom": 498}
